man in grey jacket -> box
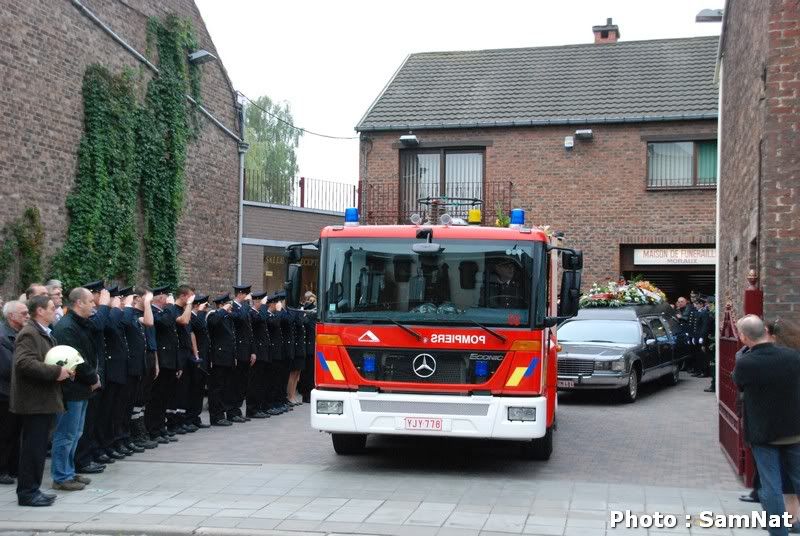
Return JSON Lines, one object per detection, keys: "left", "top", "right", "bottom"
{"left": 0, "top": 301, "right": 27, "bottom": 485}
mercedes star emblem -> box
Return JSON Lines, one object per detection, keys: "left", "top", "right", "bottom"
{"left": 412, "top": 353, "right": 436, "bottom": 378}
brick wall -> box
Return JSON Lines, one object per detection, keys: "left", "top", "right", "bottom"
{"left": 0, "top": 0, "right": 239, "bottom": 298}
{"left": 360, "top": 121, "right": 718, "bottom": 285}
{"left": 719, "top": 0, "right": 800, "bottom": 342}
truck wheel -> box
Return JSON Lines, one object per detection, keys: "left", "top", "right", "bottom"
{"left": 521, "top": 427, "right": 553, "bottom": 461}
{"left": 331, "top": 433, "right": 367, "bottom": 455}
{"left": 620, "top": 367, "right": 639, "bottom": 403}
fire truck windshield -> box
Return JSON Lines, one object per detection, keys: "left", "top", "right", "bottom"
{"left": 321, "top": 238, "right": 546, "bottom": 328}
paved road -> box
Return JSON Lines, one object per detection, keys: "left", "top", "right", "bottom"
{"left": 0, "top": 374, "right": 756, "bottom": 536}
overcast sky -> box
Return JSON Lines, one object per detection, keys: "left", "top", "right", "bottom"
{"left": 195, "top": 0, "right": 723, "bottom": 185}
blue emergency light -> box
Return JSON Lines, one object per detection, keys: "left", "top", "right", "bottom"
{"left": 474, "top": 360, "right": 489, "bottom": 380}
{"left": 344, "top": 207, "right": 359, "bottom": 226}
{"left": 363, "top": 354, "right": 376, "bottom": 373}
{"left": 510, "top": 208, "right": 525, "bottom": 227}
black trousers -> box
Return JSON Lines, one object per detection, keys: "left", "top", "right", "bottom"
{"left": 269, "top": 360, "right": 290, "bottom": 406}
{"left": 114, "top": 378, "right": 139, "bottom": 445}
{"left": 75, "top": 395, "right": 100, "bottom": 467}
{"left": 0, "top": 399, "right": 20, "bottom": 476}
{"left": 246, "top": 361, "right": 269, "bottom": 414}
{"left": 166, "top": 371, "right": 187, "bottom": 430}
{"left": 17, "top": 413, "right": 53, "bottom": 501}
{"left": 299, "top": 353, "right": 315, "bottom": 400}
{"left": 136, "top": 351, "right": 157, "bottom": 407}
{"left": 145, "top": 368, "right": 177, "bottom": 435}
{"left": 229, "top": 359, "right": 250, "bottom": 417}
{"left": 184, "top": 362, "right": 207, "bottom": 425}
{"left": 97, "top": 381, "right": 123, "bottom": 451}
{"left": 208, "top": 364, "right": 233, "bottom": 423}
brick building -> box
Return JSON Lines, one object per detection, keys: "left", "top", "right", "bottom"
{"left": 718, "top": 0, "right": 800, "bottom": 341}
{"left": 0, "top": 0, "right": 240, "bottom": 296}
{"left": 357, "top": 21, "right": 720, "bottom": 301}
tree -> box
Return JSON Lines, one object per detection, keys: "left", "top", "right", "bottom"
{"left": 244, "top": 96, "right": 302, "bottom": 204}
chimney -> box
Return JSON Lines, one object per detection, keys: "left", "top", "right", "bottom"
{"left": 592, "top": 17, "right": 620, "bottom": 44}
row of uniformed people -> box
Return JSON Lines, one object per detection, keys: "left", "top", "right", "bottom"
{"left": 69, "top": 282, "right": 315, "bottom": 475}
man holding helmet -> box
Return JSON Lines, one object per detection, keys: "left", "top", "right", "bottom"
{"left": 10, "top": 295, "right": 73, "bottom": 506}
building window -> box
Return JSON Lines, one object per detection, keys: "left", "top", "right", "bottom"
{"left": 399, "top": 149, "right": 484, "bottom": 222}
{"left": 647, "top": 140, "right": 717, "bottom": 189}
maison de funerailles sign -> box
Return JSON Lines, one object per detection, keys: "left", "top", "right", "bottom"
{"left": 633, "top": 248, "right": 716, "bottom": 266}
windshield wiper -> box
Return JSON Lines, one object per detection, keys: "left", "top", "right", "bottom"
{"left": 384, "top": 317, "right": 423, "bottom": 340}
{"left": 470, "top": 320, "right": 507, "bottom": 343}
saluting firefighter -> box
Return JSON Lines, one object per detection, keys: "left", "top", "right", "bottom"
{"left": 245, "top": 292, "right": 272, "bottom": 419}
{"left": 264, "top": 293, "right": 288, "bottom": 415}
{"left": 165, "top": 286, "right": 197, "bottom": 436}
{"left": 206, "top": 294, "right": 236, "bottom": 426}
{"left": 187, "top": 295, "right": 211, "bottom": 429}
{"left": 230, "top": 285, "right": 256, "bottom": 422}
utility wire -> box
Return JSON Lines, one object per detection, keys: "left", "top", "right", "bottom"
{"left": 238, "top": 92, "right": 359, "bottom": 140}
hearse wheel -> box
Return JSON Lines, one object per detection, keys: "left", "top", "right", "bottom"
{"left": 331, "top": 433, "right": 367, "bottom": 455}
{"left": 620, "top": 367, "right": 639, "bottom": 403}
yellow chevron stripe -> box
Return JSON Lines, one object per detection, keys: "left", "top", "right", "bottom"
{"left": 506, "top": 366, "right": 527, "bottom": 387}
{"left": 326, "top": 360, "right": 345, "bottom": 381}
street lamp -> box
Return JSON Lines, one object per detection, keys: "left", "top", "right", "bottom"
{"left": 696, "top": 8, "right": 723, "bottom": 22}
{"left": 188, "top": 49, "right": 217, "bottom": 64}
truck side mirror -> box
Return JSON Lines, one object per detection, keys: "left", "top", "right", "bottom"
{"left": 286, "top": 245, "right": 302, "bottom": 264}
{"left": 285, "top": 263, "right": 302, "bottom": 308}
{"left": 558, "top": 269, "right": 582, "bottom": 318}
{"left": 562, "top": 250, "right": 583, "bottom": 271}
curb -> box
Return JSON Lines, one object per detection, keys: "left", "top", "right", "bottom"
{"left": 0, "top": 521, "right": 366, "bottom": 536}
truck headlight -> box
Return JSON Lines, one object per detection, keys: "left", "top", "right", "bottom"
{"left": 611, "top": 359, "right": 626, "bottom": 372}
{"left": 316, "top": 400, "right": 344, "bottom": 415}
{"left": 508, "top": 407, "right": 536, "bottom": 422}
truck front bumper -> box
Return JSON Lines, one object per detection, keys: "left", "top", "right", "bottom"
{"left": 310, "top": 389, "right": 547, "bottom": 440}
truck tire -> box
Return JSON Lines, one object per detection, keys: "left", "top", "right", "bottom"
{"left": 521, "top": 426, "right": 553, "bottom": 461}
{"left": 331, "top": 433, "right": 367, "bottom": 455}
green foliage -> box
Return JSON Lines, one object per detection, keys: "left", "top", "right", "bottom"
{"left": 52, "top": 14, "right": 202, "bottom": 291}
{"left": 0, "top": 207, "right": 45, "bottom": 294}
{"left": 137, "top": 15, "right": 202, "bottom": 288}
{"left": 244, "top": 95, "right": 301, "bottom": 203}
{"left": 494, "top": 205, "right": 510, "bottom": 227}
{"left": 51, "top": 65, "right": 139, "bottom": 291}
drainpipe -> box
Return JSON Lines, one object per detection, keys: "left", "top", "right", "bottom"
{"left": 236, "top": 97, "right": 248, "bottom": 284}
{"left": 714, "top": 61, "right": 723, "bottom": 399}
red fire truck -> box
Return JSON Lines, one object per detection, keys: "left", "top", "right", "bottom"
{"left": 284, "top": 207, "right": 582, "bottom": 460}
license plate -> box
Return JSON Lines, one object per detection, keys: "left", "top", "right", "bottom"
{"left": 557, "top": 379, "right": 575, "bottom": 388}
{"left": 404, "top": 417, "right": 443, "bottom": 431}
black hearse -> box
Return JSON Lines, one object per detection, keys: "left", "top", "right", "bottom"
{"left": 556, "top": 304, "right": 692, "bottom": 402}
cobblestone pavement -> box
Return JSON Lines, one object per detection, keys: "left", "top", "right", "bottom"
{"left": 0, "top": 375, "right": 762, "bottom": 536}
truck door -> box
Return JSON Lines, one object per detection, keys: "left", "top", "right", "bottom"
{"left": 647, "top": 318, "right": 674, "bottom": 373}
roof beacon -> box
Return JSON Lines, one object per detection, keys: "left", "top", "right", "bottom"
{"left": 510, "top": 208, "right": 525, "bottom": 228}
{"left": 344, "top": 207, "right": 360, "bottom": 226}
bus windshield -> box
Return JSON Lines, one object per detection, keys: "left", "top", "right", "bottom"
{"left": 320, "top": 238, "right": 546, "bottom": 328}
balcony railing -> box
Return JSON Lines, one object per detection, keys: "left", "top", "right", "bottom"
{"left": 244, "top": 170, "right": 357, "bottom": 213}
{"left": 360, "top": 178, "right": 513, "bottom": 225}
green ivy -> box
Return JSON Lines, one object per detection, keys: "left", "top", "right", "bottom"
{"left": 137, "top": 15, "right": 202, "bottom": 288}
{"left": 0, "top": 207, "right": 45, "bottom": 294}
{"left": 52, "top": 15, "right": 202, "bottom": 291}
{"left": 51, "top": 65, "right": 139, "bottom": 291}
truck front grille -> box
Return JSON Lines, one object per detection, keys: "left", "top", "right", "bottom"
{"left": 359, "top": 400, "right": 489, "bottom": 416}
{"left": 346, "top": 347, "right": 505, "bottom": 385}
{"left": 557, "top": 359, "right": 595, "bottom": 376}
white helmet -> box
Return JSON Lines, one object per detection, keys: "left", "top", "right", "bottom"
{"left": 44, "top": 345, "right": 84, "bottom": 371}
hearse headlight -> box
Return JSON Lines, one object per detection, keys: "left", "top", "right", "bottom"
{"left": 611, "top": 359, "right": 626, "bottom": 372}
{"left": 594, "top": 360, "right": 612, "bottom": 371}
{"left": 316, "top": 400, "right": 344, "bottom": 415}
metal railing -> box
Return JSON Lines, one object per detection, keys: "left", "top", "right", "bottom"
{"left": 360, "top": 178, "right": 513, "bottom": 225}
{"left": 244, "top": 170, "right": 357, "bottom": 213}
{"left": 646, "top": 176, "right": 717, "bottom": 190}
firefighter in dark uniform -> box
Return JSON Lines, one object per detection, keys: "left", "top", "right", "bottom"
{"left": 287, "top": 304, "right": 306, "bottom": 405}
{"left": 299, "top": 296, "right": 317, "bottom": 403}
{"left": 277, "top": 291, "right": 294, "bottom": 412}
{"left": 121, "top": 287, "right": 158, "bottom": 451}
{"left": 144, "top": 285, "right": 193, "bottom": 442}
{"left": 264, "top": 293, "right": 287, "bottom": 415}
{"left": 206, "top": 294, "right": 235, "bottom": 426}
{"left": 97, "top": 286, "right": 132, "bottom": 460}
{"left": 75, "top": 280, "right": 112, "bottom": 471}
{"left": 166, "top": 286, "right": 196, "bottom": 435}
{"left": 484, "top": 259, "right": 526, "bottom": 309}
{"left": 187, "top": 295, "right": 211, "bottom": 429}
{"left": 691, "top": 297, "right": 712, "bottom": 378}
{"left": 246, "top": 292, "right": 272, "bottom": 418}
{"left": 230, "top": 285, "right": 256, "bottom": 422}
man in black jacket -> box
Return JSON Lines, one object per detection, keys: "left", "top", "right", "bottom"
{"left": 207, "top": 294, "right": 235, "bottom": 426}
{"left": 733, "top": 314, "right": 800, "bottom": 535}
{"left": 187, "top": 296, "right": 211, "bottom": 429}
{"left": 0, "top": 301, "right": 27, "bottom": 485}
{"left": 51, "top": 288, "right": 102, "bottom": 490}
{"left": 120, "top": 288, "right": 156, "bottom": 451}
{"left": 245, "top": 292, "right": 271, "bottom": 419}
